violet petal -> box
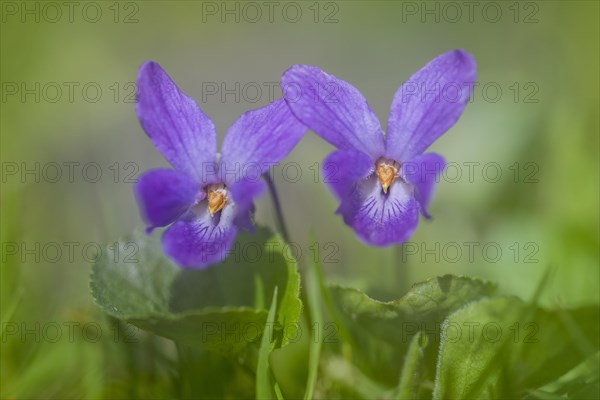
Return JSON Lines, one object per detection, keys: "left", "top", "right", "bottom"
{"left": 281, "top": 65, "right": 384, "bottom": 159}
{"left": 136, "top": 61, "right": 217, "bottom": 182}
{"left": 219, "top": 99, "right": 306, "bottom": 185}
{"left": 322, "top": 149, "right": 373, "bottom": 201}
{"left": 162, "top": 204, "right": 237, "bottom": 269}
{"left": 402, "top": 153, "right": 445, "bottom": 219}
{"left": 385, "top": 50, "right": 476, "bottom": 161}
{"left": 337, "top": 174, "right": 420, "bottom": 246}
{"left": 134, "top": 168, "right": 199, "bottom": 229}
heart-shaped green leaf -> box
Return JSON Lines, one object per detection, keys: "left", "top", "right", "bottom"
{"left": 329, "top": 275, "right": 496, "bottom": 345}
{"left": 327, "top": 275, "right": 496, "bottom": 386}
{"left": 90, "top": 226, "right": 301, "bottom": 354}
{"left": 432, "top": 297, "right": 600, "bottom": 399}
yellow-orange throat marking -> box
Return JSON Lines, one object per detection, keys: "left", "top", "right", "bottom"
{"left": 206, "top": 184, "right": 228, "bottom": 216}
{"left": 376, "top": 158, "right": 400, "bottom": 194}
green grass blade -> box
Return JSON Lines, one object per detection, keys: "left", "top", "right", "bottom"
{"left": 396, "top": 331, "right": 428, "bottom": 399}
{"left": 303, "top": 245, "right": 325, "bottom": 400}
{"left": 256, "top": 287, "right": 279, "bottom": 399}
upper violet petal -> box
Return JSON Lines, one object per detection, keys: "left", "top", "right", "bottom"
{"left": 281, "top": 65, "right": 384, "bottom": 159}
{"left": 385, "top": 50, "right": 476, "bottom": 161}
{"left": 162, "top": 203, "right": 237, "bottom": 269}
{"left": 136, "top": 61, "right": 217, "bottom": 182}
{"left": 322, "top": 149, "right": 373, "bottom": 201}
{"left": 337, "top": 175, "right": 420, "bottom": 246}
{"left": 219, "top": 99, "right": 307, "bottom": 185}
{"left": 134, "top": 168, "right": 199, "bottom": 229}
{"left": 401, "top": 153, "right": 445, "bottom": 219}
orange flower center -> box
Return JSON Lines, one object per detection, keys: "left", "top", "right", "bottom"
{"left": 375, "top": 158, "right": 400, "bottom": 194}
{"left": 205, "top": 183, "right": 228, "bottom": 216}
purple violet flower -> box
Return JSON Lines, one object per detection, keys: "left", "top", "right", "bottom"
{"left": 134, "top": 61, "right": 306, "bottom": 268}
{"left": 281, "top": 50, "right": 476, "bottom": 246}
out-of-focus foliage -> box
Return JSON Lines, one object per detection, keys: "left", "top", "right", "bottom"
{"left": 90, "top": 227, "right": 301, "bottom": 354}
{"left": 1, "top": 1, "right": 598, "bottom": 399}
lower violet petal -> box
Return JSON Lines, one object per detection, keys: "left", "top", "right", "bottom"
{"left": 338, "top": 174, "right": 420, "bottom": 246}
{"left": 162, "top": 202, "right": 237, "bottom": 269}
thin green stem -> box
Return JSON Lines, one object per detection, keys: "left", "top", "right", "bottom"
{"left": 263, "top": 172, "right": 290, "bottom": 243}
{"left": 263, "top": 172, "right": 314, "bottom": 350}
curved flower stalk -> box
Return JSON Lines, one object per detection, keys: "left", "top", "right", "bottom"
{"left": 134, "top": 61, "right": 306, "bottom": 268}
{"left": 281, "top": 50, "right": 476, "bottom": 246}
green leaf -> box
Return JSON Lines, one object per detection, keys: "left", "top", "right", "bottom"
{"left": 531, "top": 354, "right": 599, "bottom": 399}
{"left": 90, "top": 226, "right": 301, "bottom": 354}
{"left": 323, "top": 356, "right": 389, "bottom": 399}
{"left": 303, "top": 241, "right": 325, "bottom": 400}
{"left": 0, "top": 189, "right": 24, "bottom": 336}
{"left": 329, "top": 274, "right": 496, "bottom": 345}
{"left": 432, "top": 297, "right": 600, "bottom": 399}
{"left": 327, "top": 275, "right": 496, "bottom": 386}
{"left": 256, "top": 287, "right": 279, "bottom": 400}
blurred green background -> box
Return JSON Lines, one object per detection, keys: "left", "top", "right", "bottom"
{"left": 1, "top": 1, "right": 598, "bottom": 398}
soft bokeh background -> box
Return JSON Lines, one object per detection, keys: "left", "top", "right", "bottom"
{"left": 1, "top": 1, "right": 598, "bottom": 398}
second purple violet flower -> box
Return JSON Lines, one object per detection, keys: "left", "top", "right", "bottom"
{"left": 281, "top": 50, "right": 477, "bottom": 246}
